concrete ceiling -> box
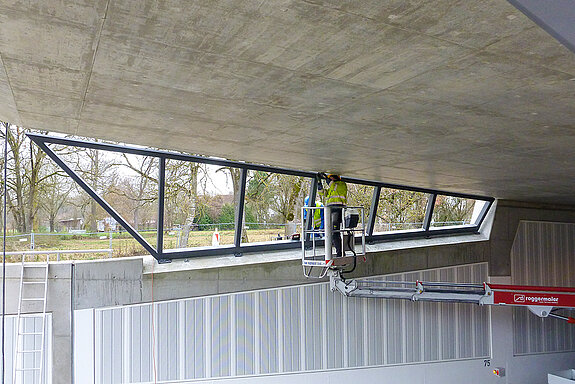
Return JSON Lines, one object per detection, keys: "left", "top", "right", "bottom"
{"left": 0, "top": 1, "right": 574, "bottom": 204}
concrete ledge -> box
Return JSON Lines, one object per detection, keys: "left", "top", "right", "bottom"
{"left": 143, "top": 231, "right": 491, "bottom": 275}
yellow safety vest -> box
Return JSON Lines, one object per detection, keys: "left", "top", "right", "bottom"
{"left": 313, "top": 202, "right": 323, "bottom": 228}
{"left": 323, "top": 180, "right": 347, "bottom": 206}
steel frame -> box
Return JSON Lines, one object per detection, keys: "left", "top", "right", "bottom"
{"left": 27, "top": 133, "right": 495, "bottom": 262}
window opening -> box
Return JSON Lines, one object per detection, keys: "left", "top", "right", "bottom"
{"left": 241, "top": 171, "right": 311, "bottom": 243}
{"left": 373, "top": 188, "right": 429, "bottom": 234}
{"left": 47, "top": 143, "right": 159, "bottom": 257}
{"left": 342, "top": 183, "right": 374, "bottom": 237}
{"left": 430, "top": 195, "right": 486, "bottom": 229}
{"left": 162, "top": 160, "right": 236, "bottom": 250}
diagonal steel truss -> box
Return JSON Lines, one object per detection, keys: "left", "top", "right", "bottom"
{"left": 27, "top": 133, "right": 494, "bottom": 263}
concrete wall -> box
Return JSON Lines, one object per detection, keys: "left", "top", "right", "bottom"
{"left": 1, "top": 262, "right": 71, "bottom": 384}
{"left": 77, "top": 264, "right": 491, "bottom": 383}
{"left": 2, "top": 201, "right": 575, "bottom": 383}
{"left": 73, "top": 258, "right": 143, "bottom": 310}
{"left": 0, "top": 258, "right": 143, "bottom": 384}
{"left": 140, "top": 239, "right": 491, "bottom": 303}
{"left": 488, "top": 200, "right": 575, "bottom": 276}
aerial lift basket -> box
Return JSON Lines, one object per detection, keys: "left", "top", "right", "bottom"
{"left": 301, "top": 206, "right": 366, "bottom": 278}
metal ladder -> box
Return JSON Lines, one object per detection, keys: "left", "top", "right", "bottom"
{"left": 12, "top": 253, "right": 49, "bottom": 384}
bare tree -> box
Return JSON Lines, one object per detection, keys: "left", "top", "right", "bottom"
{"left": 219, "top": 166, "right": 248, "bottom": 242}
{"left": 270, "top": 174, "right": 305, "bottom": 223}
{"left": 118, "top": 154, "right": 158, "bottom": 230}
{"left": 1, "top": 123, "right": 61, "bottom": 233}
{"left": 169, "top": 161, "right": 199, "bottom": 248}
{"left": 248, "top": 172, "right": 305, "bottom": 224}
{"left": 70, "top": 146, "right": 117, "bottom": 231}
{"left": 432, "top": 196, "right": 474, "bottom": 225}
{"left": 377, "top": 189, "right": 427, "bottom": 230}
{"left": 88, "top": 149, "right": 101, "bottom": 231}
{"left": 347, "top": 183, "right": 374, "bottom": 222}
{"left": 122, "top": 156, "right": 201, "bottom": 246}
{"left": 39, "top": 164, "right": 74, "bottom": 232}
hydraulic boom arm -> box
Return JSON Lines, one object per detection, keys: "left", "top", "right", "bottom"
{"left": 329, "top": 271, "right": 575, "bottom": 323}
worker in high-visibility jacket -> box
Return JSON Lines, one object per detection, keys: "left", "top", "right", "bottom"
{"left": 304, "top": 196, "right": 324, "bottom": 233}
{"left": 318, "top": 173, "right": 347, "bottom": 256}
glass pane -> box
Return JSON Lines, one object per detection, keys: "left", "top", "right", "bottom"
{"left": 163, "top": 161, "right": 236, "bottom": 250}
{"left": 344, "top": 183, "right": 374, "bottom": 231}
{"left": 242, "top": 171, "right": 311, "bottom": 243}
{"left": 374, "top": 189, "right": 429, "bottom": 233}
{"left": 44, "top": 143, "right": 159, "bottom": 259}
{"left": 430, "top": 196, "right": 486, "bottom": 229}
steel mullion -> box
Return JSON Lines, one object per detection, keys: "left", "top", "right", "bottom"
{"left": 157, "top": 157, "right": 166, "bottom": 255}
{"left": 234, "top": 168, "right": 248, "bottom": 254}
{"left": 33, "top": 139, "right": 158, "bottom": 258}
{"left": 473, "top": 200, "right": 494, "bottom": 229}
{"left": 423, "top": 193, "right": 437, "bottom": 232}
{"left": 367, "top": 186, "right": 381, "bottom": 236}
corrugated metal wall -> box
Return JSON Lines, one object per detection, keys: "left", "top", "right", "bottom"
{"left": 511, "top": 221, "right": 575, "bottom": 355}
{"left": 88, "top": 263, "right": 489, "bottom": 383}
{"left": 0, "top": 314, "right": 52, "bottom": 384}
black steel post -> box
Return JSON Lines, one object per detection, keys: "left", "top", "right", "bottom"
{"left": 234, "top": 168, "right": 248, "bottom": 256}
{"left": 367, "top": 186, "right": 381, "bottom": 236}
{"left": 474, "top": 200, "right": 493, "bottom": 229}
{"left": 423, "top": 194, "right": 437, "bottom": 232}
{"left": 157, "top": 157, "right": 166, "bottom": 257}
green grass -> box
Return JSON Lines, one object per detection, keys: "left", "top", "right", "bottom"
{"left": 0, "top": 228, "right": 293, "bottom": 262}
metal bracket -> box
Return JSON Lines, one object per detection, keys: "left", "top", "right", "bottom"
{"left": 527, "top": 305, "right": 554, "bottom": 318}
{"left": 479, "top": 283, "right": 494, "bottom": 305}
{"left": 333, "top": 277, "right": 357, "bottom": 296}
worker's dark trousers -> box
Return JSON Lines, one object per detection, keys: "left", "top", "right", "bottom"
{"left": 330, "top": 206, "right": 343, "bottom": 257}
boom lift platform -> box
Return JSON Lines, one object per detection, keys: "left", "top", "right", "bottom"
{"left": 301, "top": 205, "right": 575, "bottom": 323}
{"left": 301, "top": 206, "right": 366, "bottom": 278}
